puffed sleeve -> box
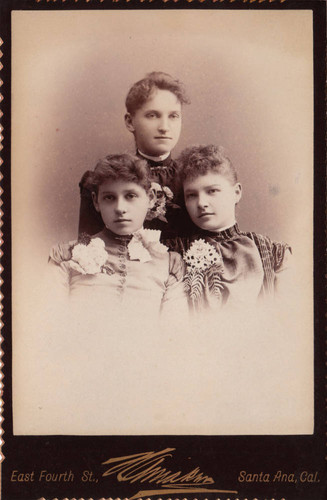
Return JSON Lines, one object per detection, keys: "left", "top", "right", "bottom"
{"left": 160, "top": 251, "right": 189, "bottom": 319}
{"left": 48, "top": 242, "right": 73, "bottom": 293}
{"left": 273, "top": 243, "right": 293, "bottom": 297}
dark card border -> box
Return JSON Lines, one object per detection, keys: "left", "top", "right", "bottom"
{"left": 1, "top": 1, "right": 326, "bottom": 499}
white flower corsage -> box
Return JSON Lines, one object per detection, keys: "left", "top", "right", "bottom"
{"left": 128, "top": 228, "right": 168, "bottom": 263}
{"left": 68, "top": 235, "right": 114, "bottom": 275}
{"left": 183, "top": 239, "right": 224, "bottom": 305}
{"left": 146, "top": 182, "right": 174, "bottom": 222}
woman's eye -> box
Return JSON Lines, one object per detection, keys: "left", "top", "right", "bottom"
{"left": 186, "top": 193, "right": 196, "bottom": 199}
{"left": 146, "top": 113, "right": 156, "bottom": 119}
{"left": 104, "top": 195, "right": 114, "bottom": 201}
{"left": 208, "top": 189, "right": 219, "bottom": 194}
{"left": 126, "top": 193, "right": 137, "bottom": 200}
{"left": 170, "top": 113, "right": 180, "bottom": 119}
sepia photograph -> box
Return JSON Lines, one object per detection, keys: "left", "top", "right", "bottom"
{"left": 2, "top": 1, "right": 326, "bottom": 499}
{"left": 10, "top": 9, "right": 315, "bottom": 437}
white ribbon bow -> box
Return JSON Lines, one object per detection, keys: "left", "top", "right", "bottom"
{"left": 127, "top": 229, "right": 168, "bottom": 263}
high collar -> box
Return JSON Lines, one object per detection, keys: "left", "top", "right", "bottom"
{"left": 137, "top": 150, "right": 172, "bottom": 166}
{"left": 96, "top": 227, "right": 166, "bottom": 262}
{"left": 99, "top": 227, "right": 133, "bottom": 245}
{"left": 197, "top": 223, "right": 241, "bottom": 241}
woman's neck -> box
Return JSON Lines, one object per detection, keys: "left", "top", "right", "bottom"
{"left": 212, "top": 221, "right": 237, "bottom": 232}
{"left": 137, "top": 149, "right": 170, "bottom": 162}
{"left": 102, "top": 227, "right": 133, "bottom": 241}
{"left": 197, "top": 222, "right": 239, "bottom": 238}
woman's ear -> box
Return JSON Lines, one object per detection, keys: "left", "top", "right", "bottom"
{"left": 234, "top": 183, "right": 242, "bottom": 204}
{"left": 124, "top": 113, "right": 135, "bottom": 133}
{"left": 92, "top": 192, "right": 100, "bottom": 212}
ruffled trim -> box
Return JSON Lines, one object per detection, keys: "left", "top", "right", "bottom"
{"left": 49, "top": 238, "right": 115, "bottom": 276}
{"left": 49, "top": 241, "right": 74, "bottom": 264}
{"left": 273, "top": 241, "right": 292, "bottom": 271}
{"left": 128, "top": 228, "right": 168, "bottom": 263}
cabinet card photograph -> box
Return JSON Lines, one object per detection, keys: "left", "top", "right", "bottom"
{"left": 1, "top": 1, "right": 326, "bottom": 500}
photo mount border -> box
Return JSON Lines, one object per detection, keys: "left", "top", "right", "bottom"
{"left": 0, "top": 1, "right": 326, "bottom": 499}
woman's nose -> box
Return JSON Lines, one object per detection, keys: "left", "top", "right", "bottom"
{"left": 115, "top": 198, "right": 127, "bottom": 214}
{"left": 198, "top": 194, "right": 209, "bottom": 209}
{"left": 158, "top": 117, "right": 169, "bottom": 133}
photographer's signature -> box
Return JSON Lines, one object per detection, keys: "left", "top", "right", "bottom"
{"left": 102, "top": 447, "right": 237, "bottom": 499}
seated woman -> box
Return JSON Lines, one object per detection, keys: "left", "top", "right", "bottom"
{"left": 34, "top": 154, "right": 189, "bottom": 435}
{"left": 166, "top": 144, "right": 292, "bottom": 313}
{"left": 49, "top": 153, "right": 187, "bottom": 321}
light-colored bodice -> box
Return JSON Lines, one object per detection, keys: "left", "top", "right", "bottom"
{"left": 49, "top": 229, "right": 186, "bottom": 318}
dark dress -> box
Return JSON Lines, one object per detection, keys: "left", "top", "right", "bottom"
{"left": 165, "top": 223, "right": 291, "bottom": 309}
{"left": 78, "top": 153, "right": 191, "bottom": 239}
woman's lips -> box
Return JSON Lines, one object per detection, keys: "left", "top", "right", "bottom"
{"left": 198, "top": 213, "right": 214, "bottom": 218}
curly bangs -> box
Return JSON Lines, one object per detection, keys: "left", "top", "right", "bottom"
{"left": 177, "top": 145, "right": 238, "bottom": 186}
{"left": 125, "top": 71, "right": 190, "bottom": 115}
{"left": 85, "top": 153, "right": 151, "bottom": 195}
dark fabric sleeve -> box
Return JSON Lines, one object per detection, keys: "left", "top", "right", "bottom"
{"left": 272, "top": 241, "right": 292, "bottom": 272}
{"left": 244, "top": 231, "right": 292, "bottom": 297}
{"left": 273, "top": 244, "right": 292, "bottom": 298}
{"left": 161, "top": 236, "right": 190, "bottom": 255}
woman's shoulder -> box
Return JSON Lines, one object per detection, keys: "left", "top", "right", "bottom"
{"left": 167, "top": 251, "right": 185, "bottom": 280}
{"left": 49, "top": 240, "right": 76, "bottom": 264}
{"left": 49, "top": 235, "right": 111, "bottom": 277}
{"left": 164, "top": 229, "right": 291, "bottom": 268}
{"left": 162, "top": 236, "right": 192, "bottom": 255}
{"left": 241, "top": 230, "right": 291, "bottom": 270}
{"left": 49, "top": 233, "right": 105, "bottom": 261}
{"left": 241, "top": 230, "right": 291, "bottom": 251}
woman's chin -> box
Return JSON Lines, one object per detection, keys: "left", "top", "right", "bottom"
{"left": 109, "top": 224, "right": 143, "bottom": 236}
{"left": 193, "top": 221, "right": 214, "bottom": 232}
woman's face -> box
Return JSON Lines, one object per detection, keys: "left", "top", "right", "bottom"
{"left": 93, "top": 180, "right": 152, "bottom": 235}
{"left": 184, "top": 172, "right": 242, "bottom": 232}
{"left": 125, "top": 89, "right": 182, "bottom": 156}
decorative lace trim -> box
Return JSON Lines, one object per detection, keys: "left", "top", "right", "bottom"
{"left": 128, "top": 228, "right": 168, "bottom": 262}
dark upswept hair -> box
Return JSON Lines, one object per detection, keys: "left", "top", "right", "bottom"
{"left": 177, "top": 144, "right": 238, "bottom": 186}
{"left": 125, "top": 71, "right": 190, "bottom": 115}
{"left": 83, "top": 153, "right": 152, "bottom": 196}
